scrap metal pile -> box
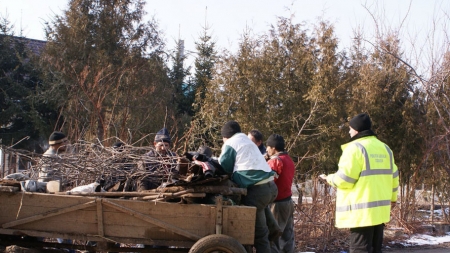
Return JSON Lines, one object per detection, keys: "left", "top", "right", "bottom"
{"left": 0, "top": 142, "right": 245, "bottom": 204}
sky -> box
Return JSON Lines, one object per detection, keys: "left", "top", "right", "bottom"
{"left": 0, "top": 0, "right": 449, "bottom": 71}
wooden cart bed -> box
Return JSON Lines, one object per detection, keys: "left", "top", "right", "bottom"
{"left": 0, "top": 191, "right": 256, "bottom": 249}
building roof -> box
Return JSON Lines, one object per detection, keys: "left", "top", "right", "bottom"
{"left": 1, "top": 35, "right": 47, "bottom": 55}
{"left": 17, "top": 37, "right": 47, "bottom": 55}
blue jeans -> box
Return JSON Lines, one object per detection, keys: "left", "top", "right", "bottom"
{"left": 241, "top": 181, "right": 278, "bottom": 253}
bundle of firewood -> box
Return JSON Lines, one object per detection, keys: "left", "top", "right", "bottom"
{"left": 0, "top": 143, "right": 244, "bottom": 204}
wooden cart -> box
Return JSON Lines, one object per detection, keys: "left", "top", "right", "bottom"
{"left": 0, "top": 191, "right": 256, "bottom": 252}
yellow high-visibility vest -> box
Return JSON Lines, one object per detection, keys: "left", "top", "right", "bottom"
{"left": 327, "top": 136, "right": 399, "bottom": 228}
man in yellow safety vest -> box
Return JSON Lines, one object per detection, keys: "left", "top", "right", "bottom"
{"left": 320, "top": 113, "right": 399, "bottom": 253}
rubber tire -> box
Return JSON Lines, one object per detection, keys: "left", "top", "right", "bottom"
{"left": 189, "top": 234, "right": 247, "bottom": 253}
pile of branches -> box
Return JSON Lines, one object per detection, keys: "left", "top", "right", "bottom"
{"left": 293, "top": 179, "right": 347, "bottom": 252}
{"left": 1, "top": 142, "right": 242, "bottom": 203}
{"left": 25, "top": 142, "right": 178, "bottom": 190}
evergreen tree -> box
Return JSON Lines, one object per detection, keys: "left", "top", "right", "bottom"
{"left": 193, "top": 17, "right": 319, "bottom": 157}
{"left": 0, "top": 17, "right": 57, "bottom": 152}
{"left": 169, "top": 39, "right": 193, "bottom": 116}
{"left": 300, "top": 20, "right": 348, "bottom": 174}
{"left": 346, "top": 34, "right": 424, "bottom": 185}
{"left": 183, "top": 26, "right": 218, "bottom": 151}
{"left": 40, "top": 0, "right": 172, "bottom": 144}
{"left": 193, "top": 26, "right": 217, "bottom": 113}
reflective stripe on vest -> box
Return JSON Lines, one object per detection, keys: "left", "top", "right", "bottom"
{"left": 385, "top": 144, "right": 399, "bottom": 192}
{"left": 354, "top": 142, "right": 393, "bottom": 176}
{"left": 336, "top": 142, "right": 395, "bottom": 212}
{"left": 336, "top": 200, "right": 392, "bottom": 212}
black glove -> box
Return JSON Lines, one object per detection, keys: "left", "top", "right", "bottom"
{"left": 184, "top": 152, "right": 210, "bottom": 162}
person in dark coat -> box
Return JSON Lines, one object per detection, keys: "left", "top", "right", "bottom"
{"left": 144, "top": 127, "right": 178, "bottom": 172}
{"left": 248, "top": 129, "right": 267, "bottom": 155}
{"left": 138, "top": 128, "right": 178, "bottom": 191}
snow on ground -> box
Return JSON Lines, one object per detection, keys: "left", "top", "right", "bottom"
{"left": 395, "top": 232, "right": 450, "bottom": 247}
{"left": 296, "top": 233, "right": 450, "bottom": 253}
{"left": 293, "top": 183, "right": 450, "bottom": 252}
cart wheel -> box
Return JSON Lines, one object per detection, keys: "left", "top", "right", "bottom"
{"left": 189, "top": 234, "right": 247, "bottom": 253}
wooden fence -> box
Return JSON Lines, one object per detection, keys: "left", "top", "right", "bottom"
{"left": 0, "top": 148, "right": 33, "bottom": 178}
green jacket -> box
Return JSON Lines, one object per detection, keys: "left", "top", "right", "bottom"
{"left": 219, "top": 133, "right": 274, "bottom": 188}
{"left": 327, "top": 135, "right": 399, "bottom": 228}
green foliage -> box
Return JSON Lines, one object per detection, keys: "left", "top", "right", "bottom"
{"left": 169, "top": 39, "right": 194, "bottom": 117}
{"left": 193, "top": 26, "right": 217, "bottom": 111}
{"left": 0, "top": 18, "right": 57, "bottom": 152}
{"left": 189, "top": 17, "right": 428, "bottom": 186}
{"left": 192, "top": 18, "right": 349, "bottom": 177}
{"left": 40, "top": 0, "right": 174, "bottom": 144}
{"left": 413, "top": 50, "right": 450, "bottom": 188}
{"left": 345, "top": 34, "right": 425, "bottom": 184}
{"left": 1, "top": 2, "right": 444, "bottom": 191}
{"left": 3, "top": 4, "right": 450, "bottom": 246}
{"left": 182, "top": 26, "right": 219, "bottom": 153}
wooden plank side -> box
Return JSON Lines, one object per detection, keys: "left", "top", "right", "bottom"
{"left": 101, "top": 199, "right": 216, "bottom": 240}
{"left": 208, "top": 206, "right": 217, "bottom": 235}
{"left": 101, "top": 211, "right": 211, "bottom": 240}
{"left": 109, "top": 198, "right": 213, "bottom": 217}
{"left": 102, "top": 201, "right": 214, "bottom": 226}
{"left": 0, "top": 194, "right": 213, "bottom": 241}
{"left": 8, "top": 208, "right": 99, "bottom": 230}
{"left": 2, "top": 192, "right": 95, "bottom": 209}
{"left": 12, "top": 219, "right": 98, "bottom": 234}
{"left": 0, "top": 193, "right": 99, "bottom": 235}
{"left": 0, "top": 193, "right": 97, "bottom": 222}
{"left": 0, "top": 206, "right": 98, "bottom": 224}
{"left": 96, "top": 199, "right": 104, "bottom": 237}
{"left": 0, "top": 192, "right": 256, "bottom": 246}
{"left": 103, "top": 223, "right": 186, "bottom": 241}
{"left": 222, "top": 205, "right": 256, "bottom": 245}
{"left": 2, "top": 200, "right": 96, "bottom": 228}
{"left": 102, "top": 200, "right": 202, "bottom": 241}
{"left": 0, "top": 228, "right": 195, "bottom": 248}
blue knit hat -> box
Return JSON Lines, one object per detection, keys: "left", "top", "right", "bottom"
{"left": 155, "top": 128, "right": 171, "bottom": 143}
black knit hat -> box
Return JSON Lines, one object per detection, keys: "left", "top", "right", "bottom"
{"left": 266, "top": 134, "right": 285, "bottom": 151}
{"left": 49, "top": 131, "right": 67, "bottom": 145}
{"left": 349, "top": 113, "right": 372, "bottom": 131}
{"left": 113, "top": 142, "right": 125, "bottom": 149}
{"left": 154, "top": 128, "right": 171, "bottom": 143}
{"left": 221, "top": 121, "right": 241, "bottom": 138}
{"left": 197, "top": 146, "right": 213, "bottom": 157}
